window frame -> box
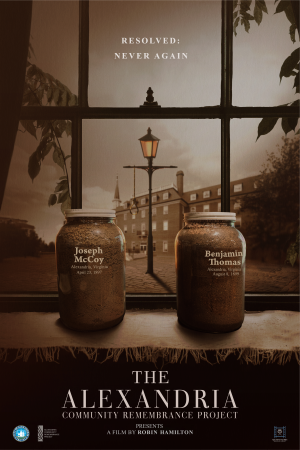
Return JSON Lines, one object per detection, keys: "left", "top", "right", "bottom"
{"left": 11, "top": 0, "right": 299, "bottom": 311}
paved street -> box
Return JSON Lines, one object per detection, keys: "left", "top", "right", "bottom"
{"left": 0, "top": 254, "right": 298, "bottom": 294}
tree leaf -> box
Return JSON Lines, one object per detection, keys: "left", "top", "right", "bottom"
{"left": 256, "top": 117, "right": 279, "bottom": 141}
{"left": 287, "top": 117, "right": 298, "bottom": 132}
{"left": 48, "top": 193, "right": 57, "bottom": 207}
{"left": 20, "top": 120, "right": 37, "bottom": 139}
{"left": 286, "top": 242, "right": 298, "bottom": 266}
{"left": 291, "top": 99, "right": 300, "bottom": 106}
{"left": 64, "top": 155, "right": 71, "bottom": 160}
{"left": 59, "top": 176, "right": 67, "bottom": 180}
{"left": 233, "top": 11, "right": 238, "bottom": 20}
{"left": 26, "top": 64, "right": 37, "bottom": 79}
{"left": 47, "top": 87, "right": 53, "bottom": 103}
{"left": 256, "top": 0, "right": 268, "bottom": 14}
{"left": 254, "top": 2, "right": 263, "bottom": 25}
{"left": 281, "top": 117, "right": 293, "bottom": 135}
{"left": 233, "top": 17, "right": 240, "bottom": 36}
{"left": 53, "top": 88, "right": 61, "bottom": 105}
{"left": 241, "top": 18, "right": 251, "bottom": 33}
{"left": 60, "top": 90, "right": 68, "bottom": 106}
{"left": 284, "top": 3, "right": 295, "bottom": 25}
{"left": 28, "top": 151, "right": 41, "bottom": 181}
{"left": 275, "top": 0, "right": 290, "bottom": 14}
{"left": 279, "top": 47, "right": 300, "bottom": 82}
{"left": 61, "top": 194, "right": 72, "bottom": 214}
{"left": 42, "top": 141, "right": 55, "bottom": 159}
{"left": 57, "top": 189, "right": 69, "bottom": 204}
{"left": 295, "top": 128, "right": 300, "bottom": 135}
{"left": 289, "top": 22, "right": 297, "bottom": 43}
{"left": 293, "top": 71, "right": 299, "bottom": 91}
{"left": 65, "top": 121, "right": 72, "bottom": 137}
{"left": 68, "top": 94, "right": 77, "bottom": 106}
{"left": 54, "top": 179, "right": 68, "bottom": 193}
{"left": 53, "top": 146, "right": 65, "bottom": 170}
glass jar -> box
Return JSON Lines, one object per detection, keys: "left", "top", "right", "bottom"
{"left": 175, "top": 212, "right": 246, "bottom": 333}
{"left": 56, "top": 209, "right": 126, "bottom": 331}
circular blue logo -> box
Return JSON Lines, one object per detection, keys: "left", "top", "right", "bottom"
{"left": 13, "top": 426, "right": 30, "bottom": 442}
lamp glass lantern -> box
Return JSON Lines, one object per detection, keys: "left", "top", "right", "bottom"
{"left": 138, "top": 127, "right": 160, "bottom": 158}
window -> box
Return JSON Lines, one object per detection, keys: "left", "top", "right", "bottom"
{"left": 152, "top": 207, "right": 157, "bottom": 216}
{"left": 163, "top": 220, "right": 168, "bottom": 231}
{"left": 132, "top": 224, "right": 135, "bottom": 233}
{"left": 141, "top": 198, "right": 146, "bottom": 205}
{"left": 152, "top": 221, "right": 157, "bottom": 231}
{"left": 218, "top": 203, "right": 221, "bottom": 212}
{"left": 190, "top": 206, "right": 196, "bottom": 212}
{"left": 163, "top": 241, "right": 168, "bottom": 252}
{"left": 203, "top": 190, "right": 211, "bottom": 198}
{"left": 163, "top": 206, "right": 168, "bottom": 215}
{"left": 141, "top": 210, "right": 146, "bottom": 218}
{"left": 132, "top": 242, "right": 136, "bottom": 251}
{"left": 234, "top": 184, "right": 242, "bottom": 193}
{"left": 163, "top": 192, "right": 169, "bottom": 200}
{"left": 7, "top": 1, "right": 296, "bottom": 304}
{"left": 254, "top": 182, "right": 258, "bottom": 189}
{"left": 141, "top": 222, "right": 146, "bottom": 231}
{"left": 234, "top": 201, "right": 241, "bottom": 210}
{"left": 124, "top": 213, "right": 127, "bottom": 220}
{"left": 235, "top": 217, "right": 242, "bottom": 228}
{"left": 124, "top": 225, "right": 127, "bottom": 233}
{"left": 132, "top": 214, "right": 136, "bottom": 219}
{"left": 203, "top": 205, "right": 210, "bottom": 212}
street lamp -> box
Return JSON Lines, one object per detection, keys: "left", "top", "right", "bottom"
{"left": 124, "top": 126, "right": 177, "bottom": 275}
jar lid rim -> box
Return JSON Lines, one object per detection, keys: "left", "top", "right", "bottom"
{"left": 64, "top": 209, "right": 116, "bottom": 218}
{"left": 184, "top": 212, "right": 236, "bottom": 221}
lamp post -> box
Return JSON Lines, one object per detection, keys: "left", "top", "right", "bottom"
{"left": 124, "top": 127, "right": 177, "bottom": 275}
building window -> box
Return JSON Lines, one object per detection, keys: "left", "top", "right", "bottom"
{"left": 124, "top": 225, "right": 127, "bottom": 233}
{"left": 132, "top": 224, "right": 135, "bottom": 233}
{"left": 141, "top": 210, "right": 146, "bottom": 218}
{"left": 203, "top": 205, "right": 210, "bottom": 212}
{"left": 124, "top": 213, "right": 127, "bottom": 220}
{"left": 163, "top": 206, "right": 168, "bottom": 215}
{"left": 218, "top": 188, "right": 221, "bottom": 196}
{"left": 190, "top": 206, "right": 196, "bottom": 212}
{"left": 163, "top": 192, "right": 169, "bottom": 200}
{"left": 132, "top": 242, "right": 136, "bottom": 251}
{"left": 203, "top": 190, "right": 211, "bottom": 198}
{"left": 234, "top": 184, "right": 243, "bottom": 193}
{"left": 235, "top": 217, "right": 242, "bottom": 228}
{"left": 152, "top": 195, "right": 157, "bottom": 202}
{"left": 152, "top": 221, "right": 157, "bottom": 231}
{"left": 152, "top": 207, "right": 156, "bottom": 216}
{"left": 190, "top": 193, "right": 197, "bottom": 201}
{"left": 218, "top": 202, "right": 221, "bottom": 212}
{"left": 163, "top": 241, "right": 168, "bottom": 252}
{"left": 234, "top": 201, "right": 241, "bottom": 210}
{"left": 163, "top": 220, "right": 168, "bottom": 231}
{"left": 141, "top": 222, "right": 146, "bottom": 231}
{"left": 153, "top": 242, "right": 156, "bottom": 252}
{"left": 141, "top": 198, "right": 146, "bottom": 205}
{"left": 132, "top": 214, "right": 136, "bottom": 219}
{"left": 254, "top": 182, "right": 258, "bottom": 189}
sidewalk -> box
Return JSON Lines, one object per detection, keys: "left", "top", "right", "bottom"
{"left": 0, "top": 254, "right": 298, "bottom": 294}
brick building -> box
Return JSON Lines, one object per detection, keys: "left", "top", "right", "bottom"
{"left": 115, "top": 171, "right": 258, "bottom": 256}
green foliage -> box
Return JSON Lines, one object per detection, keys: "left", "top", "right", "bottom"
{"left": 233, "top": 0, "right": 268, "bottom": 35}
{"left": 0, "top": 222, "right": 42, "bottom": 259}
{"left": 279, "top": 47, "right": 300, "bottom": 82}
{"left": 256, "top": 117, "right": 279, "bottom": 141}
{"left": 21, "top": 43, "right": 77, "bottom": 215}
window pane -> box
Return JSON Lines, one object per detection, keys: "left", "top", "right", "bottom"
{"left": 233, "top": 1, "right": 299, "bottom": 106}
{"left": 231, "top": 118, "right": 299, "bottom": 294}
{"left": 83, "top": 119, "right": 221, "bottom": 294}
{"left": 0, "top": 122, "right": 72, "bottom": 292}
{"left": 25, "top": 1, "right": 78, "bottom": 106}
{"left": 89, "top": 1, "right": 221, "bottom": 106}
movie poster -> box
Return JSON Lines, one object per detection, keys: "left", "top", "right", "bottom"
{"left": 0, "top": 1, "right": 299, "bottom": 449}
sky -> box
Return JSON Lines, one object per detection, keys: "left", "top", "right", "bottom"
{"left": 1, "top": 1, "right": 299, "bottom": 243}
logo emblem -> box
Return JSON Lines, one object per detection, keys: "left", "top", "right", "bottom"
{"left": 13, "top": 426, "right": 30, "bottom": 442}
{"left": 273, "top": 426, "right": 287, "bottom": 442}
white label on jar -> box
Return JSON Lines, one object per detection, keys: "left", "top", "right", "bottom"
{"left": 204, "top": 249, "right": 243, "bottom": 277}
{"left": 70, "top": 247, "right": 109, "bottom": 275}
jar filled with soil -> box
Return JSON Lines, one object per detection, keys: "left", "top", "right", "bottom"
{"left": 175, "top": 212, "right": 246, "bottom": 333}
{"left": 56, "top": 209, "right": 126, "bottom": 331}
